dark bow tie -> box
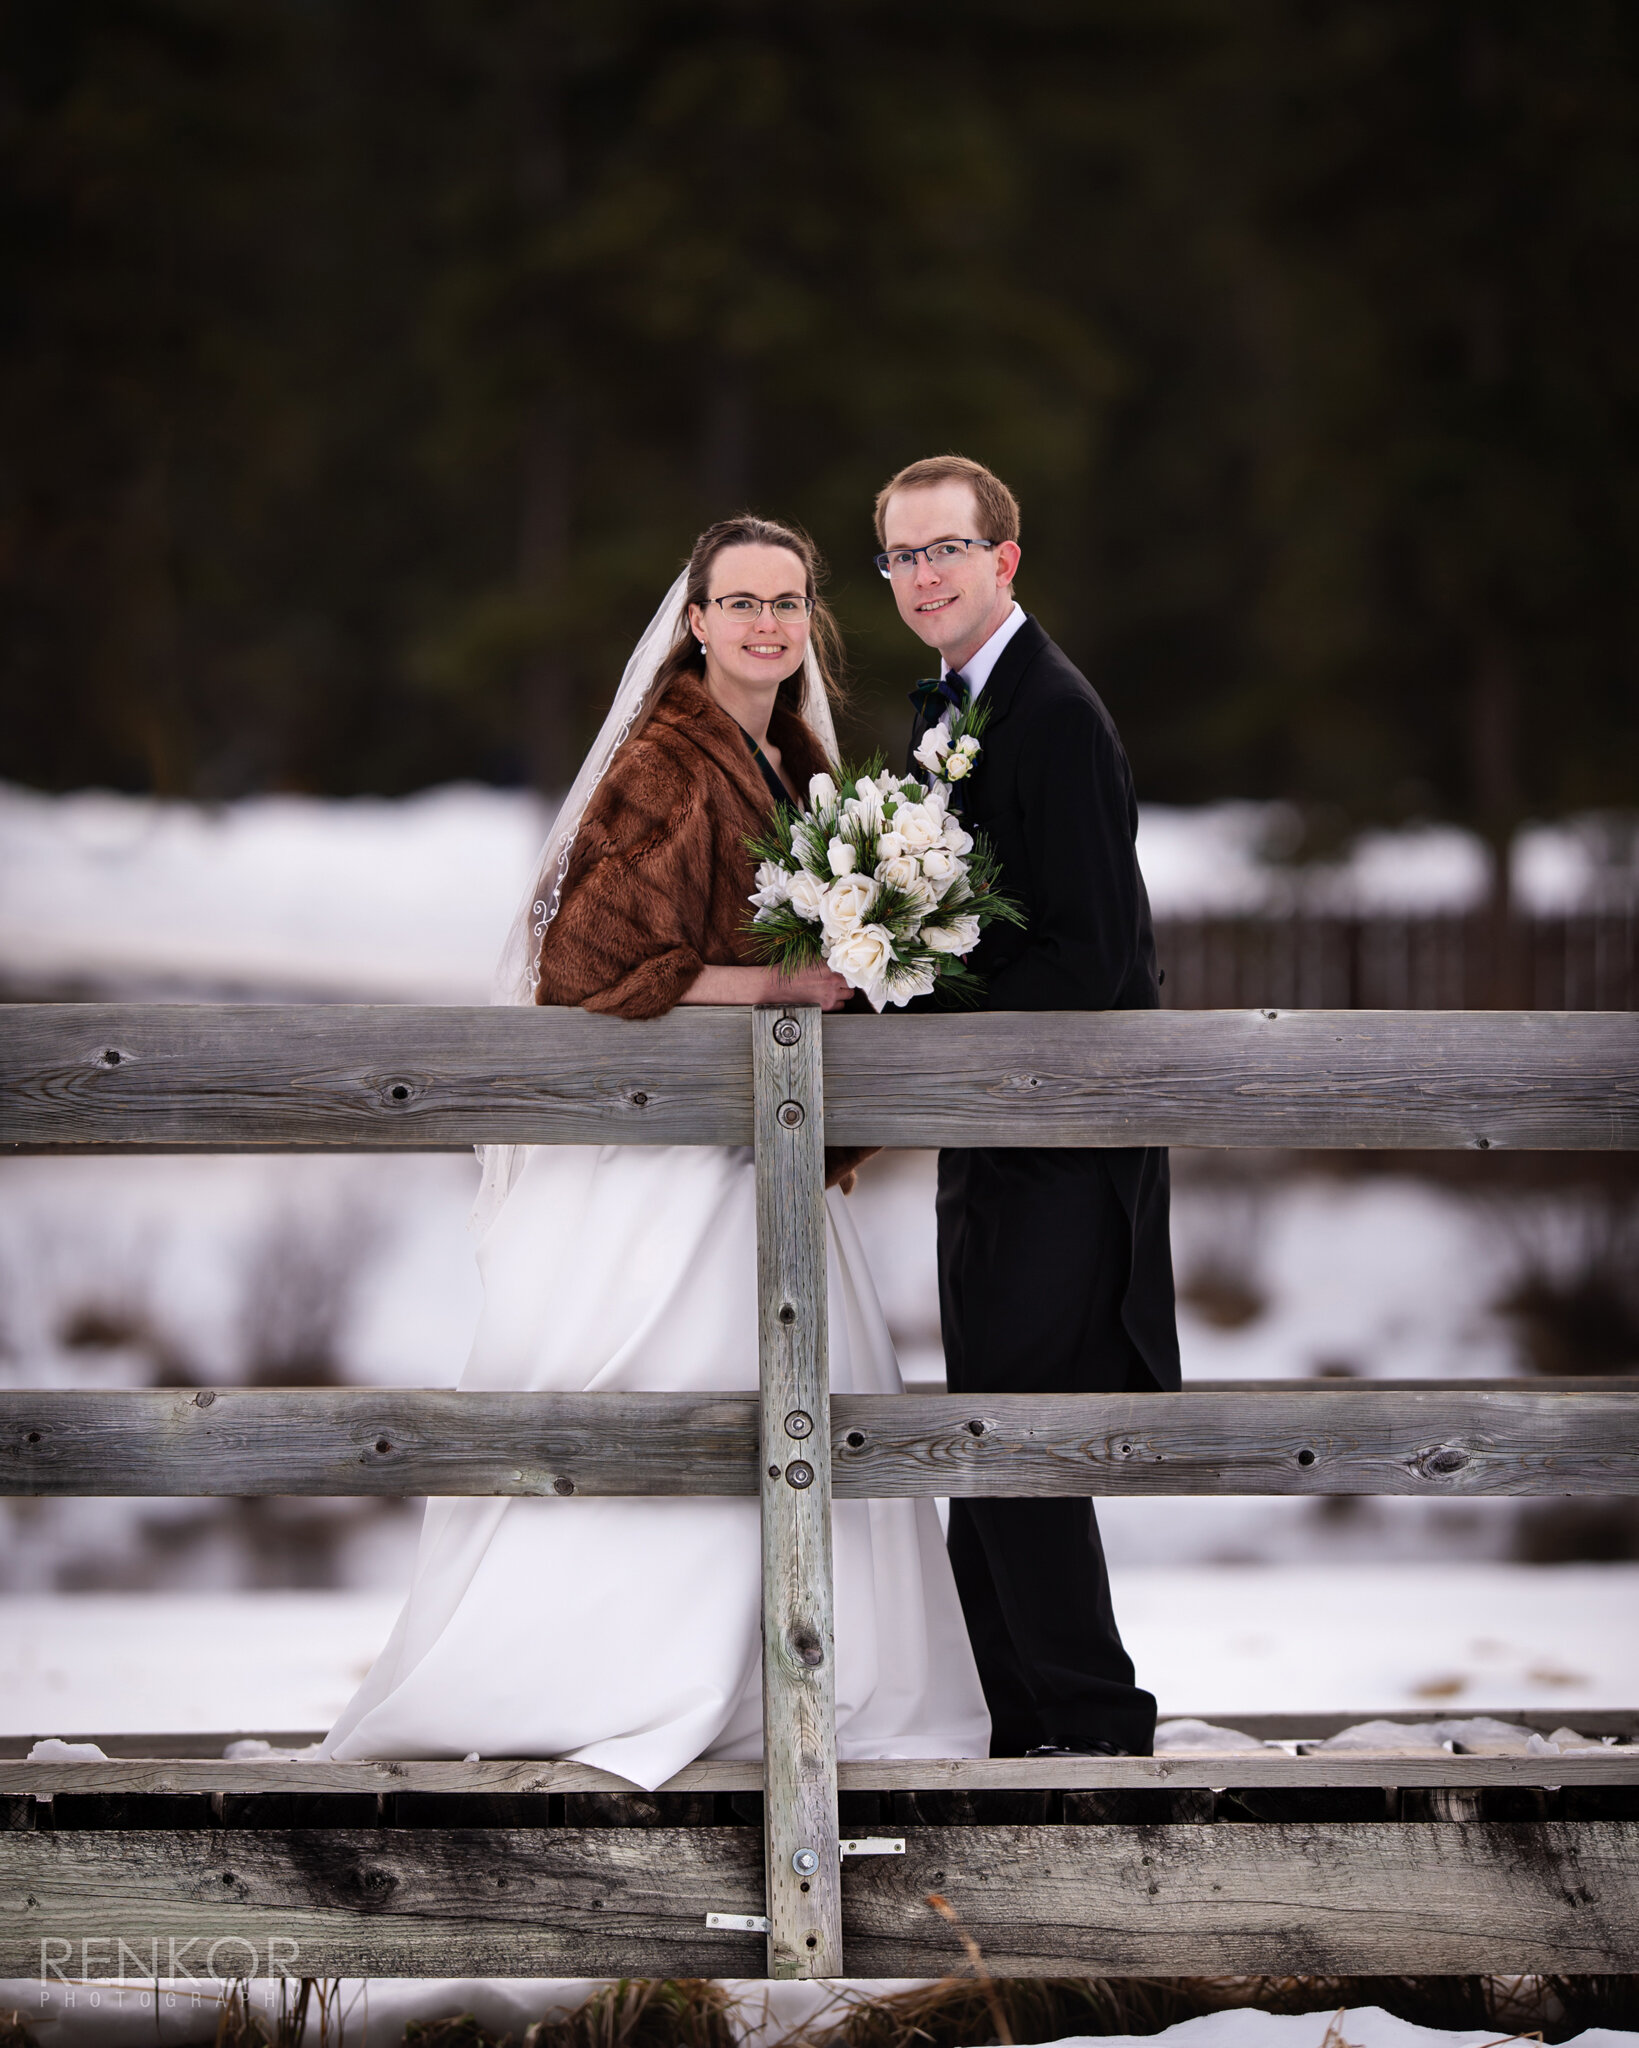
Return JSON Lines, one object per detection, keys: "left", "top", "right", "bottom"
{"left": 909, "top": 670, "right": 971, "bottom": 723}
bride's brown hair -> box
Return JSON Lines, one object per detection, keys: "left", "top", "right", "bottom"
{"left": 652, "top": 515, "right": 846, "bottom": 717}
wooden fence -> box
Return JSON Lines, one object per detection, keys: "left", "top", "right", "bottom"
{"left": 1, "top": 1003, "right": 1637, "bottom": 1984}
{"left": 1154, "top": 908, "right": 1638, "bottom": 1012}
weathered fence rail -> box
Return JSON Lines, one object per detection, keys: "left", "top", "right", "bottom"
{"left": 2, "top": 1001, "right": 1637, "bottom": 1983}
{"left": 5, "top": 1004, "right": 1636, "bottom": 1151}
{"left": 5, "top": 1385, "right": 1637, "bottom": 1498}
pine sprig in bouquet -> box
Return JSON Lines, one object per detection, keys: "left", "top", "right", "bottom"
{"left": 744, "top": 702, "right": 1024, "bottom": 1011}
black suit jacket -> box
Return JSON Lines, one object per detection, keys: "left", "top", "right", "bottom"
{"left": 910, "top": 614, "right": 1180, "bottom": 1390}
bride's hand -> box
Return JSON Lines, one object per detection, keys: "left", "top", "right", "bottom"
{"left": 771, "top": 964, "right": 853, "bottom": 1011}
{"left": 678, "top": 964, "right": 854, "bottom": 1008}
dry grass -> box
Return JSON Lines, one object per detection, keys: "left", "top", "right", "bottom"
{"left": 402, "top": 1980, "right": 740, "bottom": 2048}
{"left": 215, "top": 1978, "right": 344, "bottom": 2047}
{"left": 140, "top": 1971, "right": 1639, "bottom": 2048}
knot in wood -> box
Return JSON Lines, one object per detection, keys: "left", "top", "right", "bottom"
{"left": 193, "top": 1390, "right": 216, "bottom": 1408}
{"left": 787, "top": 1623, "right": 824, "bottom": 1667}
{"left": 1296, "top": 1447, "right": 1317, "bottom": 1467}
{"left": 96, "top": 1048, "right": 124, "bottom": 1068}
{"left": 772, "top": 1017, "right": 802, "bottom": 1046}
{"left": 553, "top": 1474, "right": 576, "bottom": 1495}
{"left": 777, "top": 1100, "right": 805, "bottom": 1129}
{"left": 1418, "top": 1443, "right": 1471, "bottom": 1478}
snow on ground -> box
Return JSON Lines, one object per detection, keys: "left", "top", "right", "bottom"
{"left": 5, "top": 781, "right": 1636, "bottom": 1004}
{"left": 4, "top": 1565, "right": 1635, "bottom": 1737}
{"left": 0, "top": 1146, "right": 1596, "bottom": 1594}
{"left": 2, "top": 778, "right": 1633, "bottom": 1745}
{"left": 0, "top": 780, "right": 551, "bottom": 1001}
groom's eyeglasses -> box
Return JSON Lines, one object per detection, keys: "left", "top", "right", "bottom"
{"left": 706, "top": 595, "right": 813, "bottom": 621}
{"left": 874, "top": 537, "right": 997, "bottom": 580}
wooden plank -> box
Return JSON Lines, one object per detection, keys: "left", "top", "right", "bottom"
{"left": 0, "top": 1004, "right": 753, "bottom": 1152}
{"left": 831, "top": 1387, "right": 1639, "bottom": 1497}
{"left": 0, "top": 1827, "right": 765, "bottom": 1978}
{"left": 7, "top": 1386, "right": 1636, "bottom": 1498}
{"left": 0, "top": 1388, "right": 762, "bottom": 1498}
{"left": 5, "top": 1823, "right": 1634, "bottom": 1977}
{"left": 4, "top": 1005, "right": 1635, "bottom": 1154}
{"left": 4, "top": 1747, "right": 1637, "bottom": 1798}
{"left": 753, "top": 1006, "right": 842, "bottom": 1979}
{"left": 820, "top": 1008, "right": 1639, "bottom": 1150}
{"left": 840, "top": 1821, "right": 1639, "bottom": 1976}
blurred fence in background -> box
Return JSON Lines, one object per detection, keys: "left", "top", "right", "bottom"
{"left": 1156, "top": 910, "right": 1638, "bottom": 1013}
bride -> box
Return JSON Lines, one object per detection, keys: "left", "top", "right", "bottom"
{"left": 321, "top": 515, "right": 989, "bottom": 1789}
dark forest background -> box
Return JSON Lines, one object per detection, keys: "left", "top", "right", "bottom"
{"left": 3, "top": 0, "right": 1637, "bottom": 864}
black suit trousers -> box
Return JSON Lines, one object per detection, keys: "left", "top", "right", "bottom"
{"left": 937, "top": 1143, "right": 1159, "bottom": 1756}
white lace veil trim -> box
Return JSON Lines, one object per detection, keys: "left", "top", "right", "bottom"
{"left": 473, "top": 567, "right": 840, "bottom": 1230}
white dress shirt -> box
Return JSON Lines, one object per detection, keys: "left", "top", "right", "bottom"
{"left": 943, "top": 600, "right": 1026, "bottom": 700}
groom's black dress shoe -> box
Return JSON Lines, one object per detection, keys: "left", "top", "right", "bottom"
{"left": 1024, "top": 1741, "right": 1130, "bottom": 1758}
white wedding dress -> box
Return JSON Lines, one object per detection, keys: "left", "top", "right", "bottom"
{"left": 321, "top": 1140, "right": 990, "bottom": 1789}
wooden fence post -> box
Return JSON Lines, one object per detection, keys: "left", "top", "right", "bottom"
{"left": 753, "top": 1004, "right": 842, "bottom": 1978}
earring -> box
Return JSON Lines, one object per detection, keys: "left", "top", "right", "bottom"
{"left": 698, "top": 642, "right": 707, "bottom": 655}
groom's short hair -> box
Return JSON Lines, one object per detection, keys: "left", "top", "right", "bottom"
{"left": 874, "top": 455, "right": 1021, "bottom": 547}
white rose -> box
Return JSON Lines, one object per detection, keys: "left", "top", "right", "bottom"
{"left": 923, "top": 912, "right": 982, "bottom": 955}
{"left": 884, "top": 959, "right": 938, "bottom": 1007}
{"left": 895, "top": 801, "right": 941, "bottom": 853}
{"left": 943, "top": 751, "right": 972, "bottom": 781}
{"left": 913, "top": 723, "right": 951, "bottom": 775}
{"left": 820, "top": 871, "right": 879, "bottom": 942}
{"left": 786, "top": 868, "right": 829, "bottom": 921}
{"left": 850, "top": 775, "right": 886, "bottom": 831}
{"left": 919, "top": 844, "right": 960, "bottom": 888}
{"left": 827, "top": 837, "right": 857, "bottom": 876}
{"left": 749, "top": 858, "right": 791, "bottom": 912}
{"left": 876, "top": 852, "right": 922, "bottom": 895}
{"left": 956, "top": 734, "right": 981, "bottom": 757}
{"left": 939, "top": 814, "right": 974, "bottom": 855}
{"left": 827, "top": 922, "right": 896, "bottom": 1010}
{"left": 808, "top": 771, "right": 838, "bottom": 809}
{"left": 876, "top": 828, "right": 909, "bottom": 860}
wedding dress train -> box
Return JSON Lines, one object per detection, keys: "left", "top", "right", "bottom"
{"left": 321, "top": 1142, "right": 990, "bottom": 1789}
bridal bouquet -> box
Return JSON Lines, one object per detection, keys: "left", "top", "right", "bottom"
{"left": 744, "top": 706, "right": 1023, "bottom": 1011}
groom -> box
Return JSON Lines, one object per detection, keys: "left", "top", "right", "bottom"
{"left": 877, "top": 454, "right": 1180, "bottom": 1758}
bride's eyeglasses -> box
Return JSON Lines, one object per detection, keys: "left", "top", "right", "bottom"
{"left": 874, "top": 538, "right": 997, "bottom": 579}
{"left": 705, "top": 595, "right": 813, "bottom": 622}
